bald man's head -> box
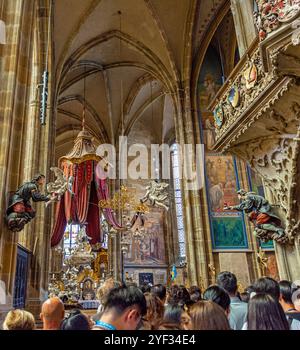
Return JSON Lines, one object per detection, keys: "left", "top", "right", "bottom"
{"left": 41, "top": 297, "right": 65, "bottom": 330}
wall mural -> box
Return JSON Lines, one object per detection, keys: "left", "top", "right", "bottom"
{"left": 198, "top": 46, "right": 223, "bottom": 151}
{"left": 124, "top": 207, "right": 166, "bottom": 266}
{"left": 198, "top": 45, "right": 248, "bottom": 249}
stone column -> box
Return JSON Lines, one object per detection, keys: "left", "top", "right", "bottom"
{"left": 0, "top": 0, "right": 55, "bottom": 321}
{"left": 231, "top": 0, "right": 257, "bottom": 56}
{"left": 0, "top": 0, "right": 37, "bottom": 324}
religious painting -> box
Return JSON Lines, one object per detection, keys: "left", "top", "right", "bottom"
{"left": 139, "top": 273, "right": 154, "bottom": 286}
{"left": 198, "top": 45, "right": 223, "bottom": 151}
{"left": 211, "top": 217, "right": 247, "bottom": 249}
{"left": 123, "top": 204, "right": 166, "bottom": 267}
{"left": 206, "top": 154, "right": 240, "bottom": 212}
{"left": 205, "top": 154, "right": 248, "bottom": 249}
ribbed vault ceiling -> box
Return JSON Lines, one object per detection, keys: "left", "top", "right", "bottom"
{"left": 53, "top": 0, "right": 228, "bottom": 161}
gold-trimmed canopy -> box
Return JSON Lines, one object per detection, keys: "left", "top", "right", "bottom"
{"left": 59, "top": 130, "right": 102, "bottom": 165}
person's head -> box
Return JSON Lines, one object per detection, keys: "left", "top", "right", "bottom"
{"left": 140, "top": 283, "right": 152, "bottom": 294}
{"left": 237, "top": 189, "right": 247, "bottom": 200}
{"left": 163, "top": 304, "right": 191, "bottom": 330}
{"left": 247, "top": 293, "right": 289, "bottom": 330}
{"left": 3, "top": 309, "right": 36, "bottom": 330}
{"left": 60, "top": 309, "right": 91, "bottom": 330}
{"left": 188, "top": 300, "right": 231, "bottom": 330}
{"left": 253, "top": 277, "right": 280, "bottom": 300}
{"left": 239, "top": 292, "right": 250, "bottom": 303}
{"left": 100, "top": 285, "right": 146, "bottom": 330}
{"left": 151, "top": 284, "right": 167, "bottom": 303}
{"left": 32, "top": 174, "right": 45, "bottom": 185}
{"left": 279, "top": 280, "right": 294, "bottom": 306}
{"left": 142, "top": 292, "right": 164, "bottom": 330}
{"left": 189, "top": 286, "right": 201, "bottom": 303}
{"left": 168, "top": 285, "right": 191, "bottom": 308}
{"left": 216, "top": 271, "right": 238, "bottom": 297}
{"left": 203, "top": 285, "right": 230, "bottom": 316}
{"left": 243, "top": 284, "right": 255, "bottom": 302}
{"left": 40, "top": 297, "right": 65, "bottom": 330}
{"left": 96, "top": 279, "right": 120, "bottom": 303}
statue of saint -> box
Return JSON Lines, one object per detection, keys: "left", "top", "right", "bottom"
{"left": 224, "top": 189, "right": 286, "bottom": 241}
{"left": 6, "top": 173, "right": 51, "bottom": 232}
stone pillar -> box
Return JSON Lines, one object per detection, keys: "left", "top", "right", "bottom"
{"left": 0, "top": 0, "right": 55, "bottom": 322}
{"left": 0, "top": 0, "right": 36, "bottom": 324}
{"left": 231, "top": 0, "right": 257, "bottom": 56}
{"left": 174, "top": 85, "right": 211, "bottom": 288}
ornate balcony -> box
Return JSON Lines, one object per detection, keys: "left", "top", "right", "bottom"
{"left": 209, "top": 3, "right": 300, "bottom": 246}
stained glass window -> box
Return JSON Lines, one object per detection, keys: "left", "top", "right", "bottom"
{"left": 171, "top": 143, "right": 186, "bottom": 258}
{"left": 63, "top": 224, "right": 80, "bottom": 259}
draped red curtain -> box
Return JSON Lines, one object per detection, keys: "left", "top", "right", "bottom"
{"left": 51, "top": 160, "right": 122, "bottom": 247}
{"left": 51, "top": 196, "right": 67, "bottom": 247}
{"left": 86, "top": 180, "right": 101, "bottom": 244}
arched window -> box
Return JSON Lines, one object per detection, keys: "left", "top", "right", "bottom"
{"left": 171, "top": 143, "right": 186, "bottom": 259}
{"left": 63, "top": 224, "right": 81, "bottom": 259}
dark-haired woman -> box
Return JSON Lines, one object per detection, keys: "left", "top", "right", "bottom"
{"left": 61, "top": 309, "right": 92, "bottom": 330}
{"left": 246, "top": 293, "right": 289, "bottom": 330}
{"left": 203, "top": 285, "right": 230, "bottom": 317}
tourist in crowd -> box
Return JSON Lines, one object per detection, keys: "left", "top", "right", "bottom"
{"left": 240, "top": 285, "right": 255, "bottom": 303}
{"left": 250, "top": 277, "right": 300, "bottom": 330}
{"left": 246, "top": 293, "right": 289, "bottom": 330}
{"left": 188, "top": 300, "right": 231, "bottom": 330}
{"left": 96, "top": 278, "right": 122, "bottom": 314}
{"left": 279, "top": 280, "right": 300, "bottom": 326}
{"left": 141, "top": 292, "right": 164, "bottom": 330}
{"left": 203, "top": 285, "right": 230, "bottom": 318}
{"left": 279, "top": 280, "right": 298, "bottom": 313}
{"left": 40, "top": 297, "right": 65, "bottom": 330}
{"left": 294, "top": 286, "right": 300, "bottom": 312}
{"left": 3, "top": 309, "right": 36, "bottom": 330}
{"left": 93, "top": 285, "right": 146, "bottom": 330}
{"left": 61, "top": 309, "right": 93, "bottom": 330}
{"left": 140, "top": 283, "right": 152, "bottom": 294}
{"left": 216, "top": 271, "right": 247, "bottom": 330}
{"left": 151, "top": 284, "right": 167, "bottom": 305}
{"left": 162, "top": 304, "right": 191, "bottom": 330}
{"left": 189, "top": 286, "right": 201, "bottom": 303}
{"left": 167, "top": 285, "right": 193, "bottom": 308}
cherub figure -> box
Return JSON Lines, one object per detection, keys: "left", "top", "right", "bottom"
{"left": 140, "top": 180, "right": 169, "bottom": 211}
{"left": 46, "top": 167, "right": 74, "bottom": 207}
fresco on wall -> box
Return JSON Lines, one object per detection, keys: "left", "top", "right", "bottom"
{"left": 198, "top": 44, "right": 248, "bottom": 249}
{"left": 198, "top": 46, "right": 223, "bottom": 151}
{"left": 206, "top": 154, "right": 248, "bottom": 249}
{"left": 123, "top": 207, "right": 166, "bottom": 266}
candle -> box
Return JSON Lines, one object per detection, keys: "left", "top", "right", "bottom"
{"left": 80, "top": 282, "right": 83, "bottom": 289}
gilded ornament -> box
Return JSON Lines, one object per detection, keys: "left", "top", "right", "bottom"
{"left": 213, "top": 104, "right": 224, "bottom": 128}
{"left": 227, "top": 85, "right": 240, "bottom": 108}
{"left": 243, "top": 62, "right": 257, "bottom": 89}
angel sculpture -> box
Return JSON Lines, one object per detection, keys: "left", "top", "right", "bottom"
{"left": 140, "top": 180, "right": 169, "bottom": 211}
{"left": 46, "top": 167, "right": 74, "bottom": 207}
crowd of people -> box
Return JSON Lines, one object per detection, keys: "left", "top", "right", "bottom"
{"left": 2, "top": 272, "right": 300, "bottom": 331}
